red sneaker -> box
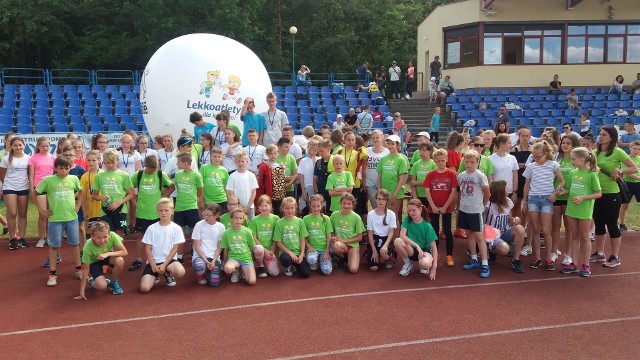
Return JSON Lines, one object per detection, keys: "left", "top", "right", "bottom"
{"left": 454, "top": 228, "right": 468, "bottom": 239}
{"left": 439, "top": 231, "right": 446, "bottom": 241}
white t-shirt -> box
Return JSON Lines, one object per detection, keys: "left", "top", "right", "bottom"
{"left": 141, "top": 222, "right": 185, "bottom": 263}
{"left": 366, "top": 146, "right": 390, "bottom": 187}
{"left": 486, "top": 199, "right": 514, "bottom": 233}
{"left": 0, "top": 154, "right": 30, "bottom": 191}
{"left": 389, "top": 66, "right": 402, "bottom": 81}
{"left": 333, "top": 121, "right": 344, "bottom": 130}
{"left": 489, "top": 153, "right": 519, "bottom": 194}
{"left": 139, "top": 149, "right": 158, "bottom": 169}
{"left": 298, "top": 156, "right": 316, "bottom": 188}
{"left": 289, "top": 143, "right": 303, "bottom": 160}
{"left": 262, "top": 109, "right": 289, "bottom": 146}
{"left": 156, "top": 149, "right": 176, "bottom": 171}
{"left": 366, "top": 209, "right": 397, "bottom": 238}
{"left": 117, "top": 150, "right": 142, "bottom": 176}
{"left": 164, "top": 155, "right": 199, "bottom": 198}
{"left": 580, "top": 119, "right": 591, "bottom": 133}
{"left": 220, "top": 143, "right": 242, "bottom": 171}
{"left": 226, "top": 170, "right": 259, "bottom": 208}
{"left": 191, "top": 219, "right": 225, "bottom": 260}
{"left": 243, "top": 144, "right": 267, "bottom": 175}
{"left": 560, "top": 131, "right": 581, "bottom": 139}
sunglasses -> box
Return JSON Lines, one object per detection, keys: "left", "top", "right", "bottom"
{"left": 473, "top": 144, "right": 485, "bottom": 148}
{"left": 563, "top": 127, "right": 570, "bottom": 129}
{"left": 394, "top": 115, "right": 400, "bottom": 118}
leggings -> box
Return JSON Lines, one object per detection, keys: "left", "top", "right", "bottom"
{"left": 429, "top": 212, "right": 453, "bottom": 256}
{"left": 593, "top": 193, "right": 621, "bottom": 238}
{"left": 405, "top": 78, "right": 414, "bottom": 97}
{"left": 279, "top": 252, "right": 311, "bottom": 278}
{"left": 430, "top": 131, "right": 439, "bottom": 144}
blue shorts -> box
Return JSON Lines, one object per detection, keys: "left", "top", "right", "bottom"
{"left": 228, "top": 258, "right": 254, "bottom": 268}
{"left": 48, "top": 219, "right": 80, "bottom": 248}
{"left": 498, "top": 227, "right": 515, "bottom": 244}
{"left": 173, "top": 209, "right": 200, "bottom": 228}
{"left": 89, "top": 257, "right": 112, "bottom": 279}
{"left": 527, "top": 195, "right": 554, "bottom": 214}
{"left": 101, "top": 212, "right": 127, "bottom": 231}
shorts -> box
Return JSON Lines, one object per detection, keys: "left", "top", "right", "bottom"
{"left": 78, "top": 208, "right": 84, "bottom": 223}
{"left": 363, "top": 234, "right": 396, "bottom": 267}
{"left": 173, "top": 209, "right": 200, "bottom": 228}
{"left": 1, "top": 189, "right": 29, "bottom": 196}
{"left": 86, "top": 217, "right": 102, "bottom": 230}
{"left": 101, "top": 212, "right": 127, "bottom": 232}
{"left": 527, "top": 195, "right": 554, "bottom": 214}
{"left": 353, "top": 187, "right": 368, "bottom": 215}
{"left": 409, "top": 247, "right": 432, "bottom": 261}
{"left": 457, "top": 210, "right": 483, "bottom": 233}
{"left": 498, "top": 227, "right": 515, "bottom": 244}
{"left": 48, "top": 219, "right": 80, "bottom": 248}
{"left": 627, "top": 182, "right": 640, "bottom": 203}
{"left": 135, "top": 218, "right": 159, "bottom": 233}
{"left": 89, "top": 257, "right": 112, "bottom": 279}
{"left": 553, "top": 199, "right": 567, "bottom": 207}
{"left": 227, "top": 258, "right": 254, "bottom": 268}
{"left": 143, "top": 259, "right": 177, "bottom": 277}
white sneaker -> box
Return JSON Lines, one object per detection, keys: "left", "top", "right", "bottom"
{"left": 589, "top": 232, "right": 595, "bottom": 241}
{"left": 399, "top": 263, "right": 414, "bottom": 276}
{"left": 385, "top": 259, "right": 395, "bottom": 269}
{"left": 550, "top": 253, "right": 558, "bottom": 263}
{"left": 562, "top": 255, "right": 573, "bottom": 266}
{"left": 284, "top": 265, "right": 294, "bottom": 277}
{"left": 419, "top": 268, "right": 430, "bottom": 275}
{"left": 231, "top": 269, "right": 241, "bottom": 282}
{"left": 46, "top": 275, "right": 57, "bottom": 287}
{"left": 36, "top": 239, "right": 46, "bottom": 248}
{"left": 520, "top": 245, "right": 532, "bottom": 256}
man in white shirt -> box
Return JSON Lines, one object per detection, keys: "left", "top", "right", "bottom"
{"left": 282, "top": 125, "right": 303, "bottom": 163}
{"left": 262, "top": 92, "right": 289, "bottom": 146}
{"left": 560, "top": 122, "right": 581, "bottom": 139}
{"left": 356, "top": 105, "right": 373, "bottom": 135}
{"left": 388, "top": 60, "right": 402, "bottom": 99}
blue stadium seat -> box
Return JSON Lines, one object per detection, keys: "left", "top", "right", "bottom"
{"left": 106, "top": 123, "right": 122, "bottom": 132}
{"left": 334, "top": 99, "right": 346, "bottom": 107}
{"left": 114, "top": 106, "right": 128, "bottom": 116}
{"left": 72, "top": 124, "right": 87, "bottom": 133}
{"left": 105, "top": 85, "right": 117, "bottom": 93}
{"left": 120, "top": 114, "right": 133, "bottom": 125}
{"left": 69, "top": 115, "right": 84, "bottom": 125}
{"left": 1, "top": 107, "right": 14, "bottom": 117}
{"left": 17, "top": 107, "right": 30, "bottom": 117}
{"left": 103, "top": 115, "right": 117, "bottom": 124}
{"left": 0, "top": 123, "right": 12, "bottom": 133}
{"left": 99, "top": 106, "right": 112, "bottom": 116}
{"left": 34, "top": 107, "right": 48, "bottom": 117}
{"left": 16, "top": 124, "right": 32, "bottom": 134}
{"left": 309, "top": 98, "right": 320, "bottom": 107}
{"left": 325, "top": 105, "right": 336, "bottom": 114}
{"left": 299, "top": 106, "right": 310, "bottom": 114}
{"left": 34, "top": 115, "right": 49, "bottom": 125}
{"left": 52, "top": 115, "right": 67, "bottom": 125}
{"left": 313, "top": 113, "right": 325, "bottom": 123}
{"left": 68, "top": 98, "right": 82, "bottom": 108}
{"left": 130, "top": 107, "right": 142, "bottom": 116}
{"left": 114, "top": 99, "right": 127, "bottom": 108}
{"left": 54, "top": 124, "right": 69, "bottom": 132}
{"left": 50, "top": 107, "right": 64, "bottom": 116}
{"left": 67, "top": 106, "right": 81, "bottom": 116}
{"left": 36, "top": 124, "right": 51, "bottom": 133}
{"left": 347, "top": 98, "right": 358, "bottom": 107}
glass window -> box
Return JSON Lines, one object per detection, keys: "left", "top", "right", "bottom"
{"left": 567, "top": 37, "right": 586, "bottom": 63}
{"left": 587, "top": 37, "right": 604, "bottom": 62}
{"left": 524, "top": 38, "right": 540, "bottom": 63}
{"left": 608, "top": 25, "right": 626, "bottom": 35}
{"left": 524, "top": 30, "right": 542, "bottom": 36}
{"left": 629, "top": 25, "right": 640, "bottom": 35}
{"left": 568, "top": 25, "right": 586, "bottom": 35}
{"left": 588, "top": 25, "right": 605, "bottom": 35}
{"left": 543, "top": 37, "right": 562, "bottom": 64}
{"left": 447, "top": 41, "right": 461, "bottom": 64}
{"left": 484, "top": 38, "right": 502, "bottom": 64}
{"left": 607, "top": 37, "right": 624, "bottom": 62}
{"left": 628, "top": 36, "right": 640, "bottom": 62}
{"left": 544, "top": 30, "right": 561, "bottom": 36}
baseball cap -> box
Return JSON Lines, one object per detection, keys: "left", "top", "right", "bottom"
{"left": 387, "top": 134, "right": 401, "bottom": 143}
{"left": 625, "top": 119, "right": 634, "bottom": 125}
{"left": 392, "top": 60, "right": 397, "bottom": 64}
{"left": 336, "top": 114, "right": 343, "bottom": 118}
{"left": 430, "top": 76, "right": 436, "bottom": 81}
{"left": 417, "top": 131, "right": 431, "bottom": 139}
{"left": 177, "top": 137, "right": 193, "bottom": 147}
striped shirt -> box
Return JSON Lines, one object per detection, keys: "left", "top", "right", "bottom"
{"left": 522, "top": 160, "right": 559, "bottom": 196}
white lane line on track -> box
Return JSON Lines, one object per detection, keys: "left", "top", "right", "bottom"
{"left": 1, "top": 271, "right": 638, "bottom": 337}
{"left": 270, "top": 315, "right": 640, "bottom": 360}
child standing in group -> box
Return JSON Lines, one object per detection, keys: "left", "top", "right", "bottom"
{"left": 366, "top": 130, "right": 389, "bottom": 208}
{"left": 428, "top": 106, "right": 441, "bottom": 144}
{"left": 118, "top": 133, "right": 142, "bottom": 232}
{"left": 313, "top": 140, "right": 334, "bottom": 215}
{"left": 376, "top": 135, "right": 408, "bottom": 238}
{"left": 219, "top": 194, "right": 249, "bottom": 229}
{"left": 192, "top": 204, "right": 225, "bottom": 286}
{"left": 459, "top": 150, "right": 492, "bottom": 278}
{"left": 274, "top": 197, "right": 310, "bottom": 278}
{"left": 424, "top": 148, "right": 458, "bottom": 267}
{"left": 0, "top": 137, "right": 30, "bottom": 249}
{"left": 619, "top": 141, "right": 640, "bottom": 231}
{"left": 244, "top": 129, "right": 267, "bottom": 176}
{"left": 74, "top": 221, "right": 127, "bottom": 299}
{"left": 220, "top": 208, "right": 263, "bottom": 285}
{"left": 552, "top": 134, "right": 579, "bottom": 265}
{"left": 326, "top": 155, "right": 354, "bottom": 213}
{"left": 32, "top": 156, "right": 83, "bottom": 286}
{"left": 257, "top": 144, "right": 286, "bottom": 212}
{"left": 226, "top": 152, "right": 259, "bottom": 219}
{"left": 137, "top": 135, "right": 157, "bottom": 169}
{"left": 563, "top": 148, "right": 601, "bottom": 277}
{"left": 156, "top": 135, "right": 176, "bottom": 171}
{"left": 339, "top": 131, "right": 368, "bottom": 218}
{"left": 523, "top": 141, "right": 565, "bottom": 271}
{"left": 28, "top": 136, "right": 56, "bottom": 248}
{"left": 249, "top": 195, "right": 280, "bottom": 277}
{"left": 173, "top": 153, "right": 204, "bottom": 261}
{"left": 190, "top": 111, "right": 216, "bottom": 144}
{"left": 409, "top": 131, "right": 431, "bottom": 166}
{"left": 140, "top": 198, "right": 186, "bottom": 292}
{"left": 200, "top": 146, "right": 229, "bottom": 211}
{"left": 410, "top": 142, "right": 436, "bottom": 208}
{"left": 221, "top": 128, "right": 243, "bottom": 173}
{"left": 128, "top": 155, "right": 173, "bottom": 271}
{"left": 299, "top": 139, "right": 319, "bottom": 214}
{"left": 303, "top": 195, "right": 333, "bottom": 275}
{"left": 393, "top": 199, "right": 438, "bottom": 279}
{"left": 91, "top": 149, "right": 134, "bottom": 236}
{"left": 365, "top": 189, "right": 397, "bottom": 271}
{"left": 330, "top": 193, "right": 366, "bottom": 273}
{"left": 276, "top": 137, "right": 299, "bottom": 197}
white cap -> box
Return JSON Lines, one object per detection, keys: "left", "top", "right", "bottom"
{"left": 336, "top": 114, "right": 342, "bottom": 118}
{"left": 417, "top": 131, "right": 431, "bottom": 139}
{"left": 387, "top": 134, "right": 401, "bottom": 143}
{"left": 430, "top": 76, "right": 436, "bottom": 81}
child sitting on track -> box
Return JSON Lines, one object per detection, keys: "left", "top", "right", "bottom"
{"left": 364, "top": 189, "right": 397, "bottom": 271}
{"left": 393, "top": 199, "right": 438, "bottom": 279}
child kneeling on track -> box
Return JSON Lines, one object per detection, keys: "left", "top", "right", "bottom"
{"left": 221, "top": 208, "right": 263, "bottom": 285}
{"left": 486, "top": 180, "right": 526, "bottom": 273}
{"left": 249, "top": 195, "right": 281, "bottom": 277}
{"left": 140, "top": 198, "right": 186, "bottom": 292}
{"left": 274, "top": 197, "right": 310, "bottom": 278}
{"left": 192, "top": 204, "right": 225, "bottom": 286}
{"left": 393, "top": 199, "right": 438, "bottom": 279}
{"left": 365, "top": 189, "right": 397, "bottom": 271}
{"left": 330, "top": 193, "right": 366, "bottom": 273}
{"left": 75, "top": 221, "right": 128, "bottom": 299}
{"left": 303, "top": 195, "right": 333, "bottom": 275}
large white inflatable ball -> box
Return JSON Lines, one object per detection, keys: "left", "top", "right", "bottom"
{"left": 141, "top": 33, "right": 272, "bottom": 139}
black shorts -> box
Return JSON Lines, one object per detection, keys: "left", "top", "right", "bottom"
{"left": 409, "top": 247, "right": 432, "bottom": 261}
{"left": 628, "top": 182, "right": 640, "bottom": 203}
{"left": 135, "top": 218, "right": 159, "bottom": 233}
{"left": 89, "top": 257, "right": 112, "bottom": 279}
{"left": 86, "top": 217, "right": 102, "bottom": 230}
{"left": 173, "top": 209, "right": 200, "bottom": 228}
{"left": 101, "top": 212, "right": 127, "bottom": 231}
{"left": 353, "top": 187, "right": 368, "bottom": 215}
{"left": 457, "top": 210, "right": 483, "bottom": 233}
{"left": 418, "top": 197, "right": 429, "bottom": 209}
{"left": 553, "top": 199, "right": 568, "bottom": 207}
{"left": 2, "top": 189, "right": 29, "bottom": 196}
{"left": 363, "top": 234, "right": 395, "bottom": 267}
{"left": 143, "top": 260, "right": 176, "bottom": 277}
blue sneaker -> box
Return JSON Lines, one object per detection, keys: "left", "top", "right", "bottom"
{"left": 42, "top": 253, "right": 62, "bottom": 267}
{"left": 480, "top": 265, "right": 491, "bottom": 278}
{"left": 111, "top": 280, "right": 123, "bottom": 295}
{"left": 463, "top": 259, "right": 480, "bottom": 270}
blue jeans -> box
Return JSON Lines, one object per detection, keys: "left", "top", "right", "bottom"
{"left": 527, "top": 195, "right": 554, "bottom": 214}
{"left": 48, "top": 219, "right": 80, "bottom": 248}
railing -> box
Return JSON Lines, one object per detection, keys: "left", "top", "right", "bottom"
{"left": 268, "top": 72, "right": 293, "bottom": 86}
{"left": 93, "top": 70, "right": 136, "bottom": 85}
{"left": 1, "top": 68, "right": 47, "bottom": 85}
{"left": 49, "top": 69, "right": 92, "bottom": 85}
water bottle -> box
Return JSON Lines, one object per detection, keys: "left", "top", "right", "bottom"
{"left": 103, "top": 196, "right": 112, "bottom": 205}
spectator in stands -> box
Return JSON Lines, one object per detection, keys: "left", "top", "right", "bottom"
{"left": 296, "top": 65, "right": 312, "bottom": 87}
{"left": 357, "top": 60, "right": 372, "bottom": 86}
{"left": 439, "top": 75, "right": 454, "bottom": 106}
{"left": 375, "top": 65, "right": 386, "bottom": 98}
{"left": 262, "top": 92, "right": 289, "bottom": 147}
{"left": 496, "top": 104, "right": 510, "bottom": 129}
{"left": 493, "top": 121, "right": 508, "bottom": 137}
{"left": 388, "top": 61, "right": 402, "bottom": 99}
{"left": 333, "top": 114, "right": 345, "bottom": 130}
{"left": 405, "top": 60, "right": 415, "bottom": 100}
{"left": 356, "top": 106, "right": 373, "bottom": 135}
{"left": 344, "top": 108, "right": 358, "bottom": 130}
{"left": 560, "top": 122, "right": 581, "bottom": 139}
{"left": 430, "top": 55, "right": 442, "bottom": 84}
{"left": 549, "top": 74, "right": 562, "bottom": 95}
{"left": 578, "top": 113, "right": 592, "bottom": 137}
{"left": 566, "top": 88, "right": 580, "bottom": 110}
{"left": 609, "top": 75, "right": 624, "bottom": 95}
{"left": 632, "top": 73, "right": 640, "bottom": 94}
{"left": 618, "top": 119, "right": 640, "bottom": 154}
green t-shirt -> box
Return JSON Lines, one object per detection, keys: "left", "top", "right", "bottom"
{"left": 92, "top": 169, "right": 133, "bottom": 215}
{"left": 622, "top": 155, "right": 640, "bottom": 183}
{"left": 219, "top": 213, "right": 248, "bottom": 229}
{"left": 220, "top": 226, "right": 255, "bottom": 263}
{"left": 35, "top": 174, "right": 82, "bottom": 222}
{"left": 332, "top": 144, "right": 344, "bottom": 155}
{"left": 555, "top": 156, "right": 575, "bottom": 201}
{"left": 401, "top": 216, "right": 437, "bottom": 250}
{"left": 276, "top": 154, "right": 298, "bottom": 192}
{"left": 457, "top": 155, "right": 495, "bottom": 177}
{"left": 200, "top": 164, "right": 229, "bottom": 204}
{"left": 326, "top": 171, "right": 355, "bottom": 212}
{"left": 595, "top": 147, "right": 629, "bottom": 194}
{"left": 273, "top": 217, "right": 308, "bottom": 256}
{"left": 329, "top": 210, "right": 365, "bottom": 249}
{"left": 410, "top": 158, "right": 436, "bottom": 198}
{"left": 565, "top": 168, "right": 601, "bottom": 220}
{"left": 174, "top": 170, "right": 203, "bottom": 211}
{"left": 131, "top": 171, "right": 173, "bottom": 220}
{"left": 376, "top": 153, "right": 409, "bottom": 199}
{"left": 410, "top": 150, "right": 421, "bottom": 166}
{"left": 81, "top": 232, "right": 123, "bottom": 264}
{"left": 249, "top": 213, "right": 279, "bottom": 250}
{"left": 303, "top": 214, "right": 333, "bottom": 251}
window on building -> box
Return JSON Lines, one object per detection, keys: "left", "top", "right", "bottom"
{"left": 568, "top": 24, "right": 640, "bottom": 63}
{"left": 482, "top": 24, "right": 562, "bottom": 65}
{"left": 444, "top": 26, "right": 478, "bottom": 69}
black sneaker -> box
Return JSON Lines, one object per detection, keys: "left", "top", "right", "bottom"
{"left": 529, "top": 258, "right": 542, "bottom": 269}
{"left": 545, "top": 259, "right": 555, "bottom": 271}
{"left": 8, "top": 238, "right": 18, "bottom": 250}
{"left": 620, "top": 224, "right": 628, "bottom": 232}
{"left": 510, "top": 259, "right": 524, "bottom": 273}
{"left": 1, "top": 227, "right": 8, "bottom": 236}
{"left": 164, "top": 272, "right": 176, "bottom": 287}
{"left": 18, "top": 238, "right": 30, "bottom": 248}
{"left": 488, "top": 251, "right": 497, "bottom": 265}
{"left": 257, "top": 266, "right": 267, "bottom": 278}
{"left": 337, "top": 257, "right": 346, "bottom": 270}
{"left": 128, "top": 259, "right": 142, "bottom": 271}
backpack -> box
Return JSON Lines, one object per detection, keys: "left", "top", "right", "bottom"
{"left": 136, "top": 169, "right": 164, "bottom": 192}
